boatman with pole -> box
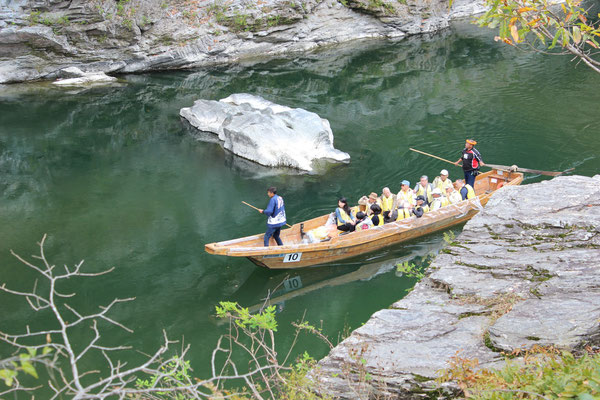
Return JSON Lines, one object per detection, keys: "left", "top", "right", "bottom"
{"left": 454, "top": 139, "right": 485, "bottom": 189}
{"left": 258, "top": 187, "right": 286, "bottom": 247}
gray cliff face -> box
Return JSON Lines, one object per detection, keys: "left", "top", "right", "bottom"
{"left": 315, "top": 175, "right": 600, "bottom": 399}
{"left": 0, "top": 0, "right": 485, "bottom": 83}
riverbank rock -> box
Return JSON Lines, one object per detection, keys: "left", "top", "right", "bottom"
{"left": 0, "top": 0, "right": 487, "bottom": 83}
{"left": 180, "top": 94, "right": 350, "bottom": 171}
{"left": 315, "top": 175, "right": 600, "bottom": 399}
{"left": 51, "top": 67, "right": 117, "bottom": 86}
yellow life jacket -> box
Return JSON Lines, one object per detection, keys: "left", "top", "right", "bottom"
{"left": 441, "top": 197, "right": 450, "bottom": 207}
{"left": 415, "top": 184, "right": 433, "bottom": 204}
{"left": 396, "top": 208, "right": 412, "bottom": 221}
{"left": 434, "top": 177, "right": 453, "bottom": 193}
{"left": 336, "top": 208, "right": 353, "bottom": 226}
{"left": 397, "top": 189, "right": 415, "bottom": 207}
{"left": 465, "top": 184, "right": 475, "bottom": 199}
{"left": 372, "top": 214, "right": 384, "bottom": 226}
{"left": 380, "top": 195, "right": 394, "bottom": 213}
{"left": 420, "top": 204, "right": 430, "bottom": 213}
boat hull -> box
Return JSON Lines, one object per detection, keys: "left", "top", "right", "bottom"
{"left": 205, "top": 169, "right": 523, "bottom": 269}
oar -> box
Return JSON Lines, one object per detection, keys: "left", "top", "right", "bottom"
{"left": 409, "top": 148, "right": 573, "bottom": 177}
{"left": 242, "top": 201, "right": 293, "bottom": 228}
{"left": 484, "top": 164, "right": 573, "bottom": 177}
{"left": 409, "top": 148, "right": 459, "bottom": 166}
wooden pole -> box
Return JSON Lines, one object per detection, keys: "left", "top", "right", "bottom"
{"left": 242, "top": 201, "right": 293, "bottom": 228}
{"left": 409, "top": 147, "right": 572, "bottom": 177}
{"left": 409, "top": 148, "right": 458, "bottom": 166}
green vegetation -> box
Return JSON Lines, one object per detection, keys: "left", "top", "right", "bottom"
{"left": 27, "top": 11, "right": 70, "bottom": 28}
{"left": 438, "top": 348, "right": 600, "bottom": 399}
{"left": 396, "top": 261, "right": 426, "bottom": 280}
{"left": 336, "top": 0, "right": 396, "bottom": 15}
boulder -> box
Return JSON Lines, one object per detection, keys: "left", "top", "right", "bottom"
{"left": 52, "top": 69, "right": 117, "bottom": 86}
{"left": 180, "top": 94, "right": 350, "bottom": 172}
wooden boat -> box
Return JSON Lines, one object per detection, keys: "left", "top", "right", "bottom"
{"left": 205, "top": 169, "right": 523, "bottom": 269}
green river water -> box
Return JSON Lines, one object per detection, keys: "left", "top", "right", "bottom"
{"left": 1, "top": 21, "right": 599, "bottom": 385}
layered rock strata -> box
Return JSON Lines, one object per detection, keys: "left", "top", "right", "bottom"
{"left": 316, "top": 175, "right": 600, "bottom": 399}
{"left": 0, "top": 0, "right": 486, "bottom": 83}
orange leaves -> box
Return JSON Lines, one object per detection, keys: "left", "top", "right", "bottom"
{"left": 518, "top": 7, "right": 535, "bottom": 13}
{"left": 495, "top": 36, "right": 514, "bottom": 45}
{"left": 586, "top": 40, "right": 599, "bottom": 48}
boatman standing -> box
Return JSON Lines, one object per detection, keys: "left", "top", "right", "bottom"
{"left": 455, "top": 139, "right": 485, "bottom": 189}
{"left": 258, "top": 187, "right": 286, "bottom": 247}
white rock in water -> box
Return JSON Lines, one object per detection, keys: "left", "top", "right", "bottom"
{"left": 52, "top": 70, "right": 117, "bottom": 86}
{"left": 180, "top": 94, "right": 350, "bottom": 172}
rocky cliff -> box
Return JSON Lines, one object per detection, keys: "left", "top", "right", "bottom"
{"left": 315, "top": 175, "right": 600, "bottom": 399}
{"left": 0, "top": 0, "right": 485, "bottom": 83}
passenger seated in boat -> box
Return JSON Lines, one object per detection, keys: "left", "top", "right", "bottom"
{"left": 413, "top": 195, "right": 429, "bottom": 217}
{"left": 366, "top": 192, "right": 381, "bottom": 216}
{"left": 455, "top": 179, "right": 476, "bottom": 200}
{"left": 390, "top": 200, "right": 413, "bottom": 221}
{"left": 380, "top": 187, "right": 396, "bottom": 222}
{"left": 446, "top": 186, "right": 462, "bottom": 204}
{"left": 355, "top": 211, "right": 374, "bottom": 231}
{"left": 370, "top": 204, "right": 384, "bottom": 226}
{"left": 396, "top": 180, "right": 415, "bottom": 209}
{"left": 433, "top": 169, "right": 453, "bottom": 193}
{"left": 304, "top": 224, "right": 337, "bottom": 243}
{"left": 336, "top": 197, "right": 356, "bottom": 232}
{"left": 414, "top": 175, "right": 433, "bottom": 205}
{"left": 430, "top": 188, "right": 449, "bottom": 211}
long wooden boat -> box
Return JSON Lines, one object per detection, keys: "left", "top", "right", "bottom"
{"left": 205, "top": 169, "right": 523, "bottom": 269}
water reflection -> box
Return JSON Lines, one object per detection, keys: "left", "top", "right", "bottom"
{"left": 229, "top": 238, "right": 445, "bottom": 315}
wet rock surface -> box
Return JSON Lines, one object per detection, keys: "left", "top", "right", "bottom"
{"left": 0, "top": 0, "right": 486, "bottom": 83}
{"left": 316, "top": 175, "right": 600, "bottom": 399}
{"left": 180, "top": 93, "right": 350, "bottom": 171}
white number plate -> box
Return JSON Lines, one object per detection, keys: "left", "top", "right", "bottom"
{"left": 283, "top": 253, "right": 302, "bottom": 263}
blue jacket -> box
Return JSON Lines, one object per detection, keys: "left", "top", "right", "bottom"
{"left": 264, "top": 195, "right": 286, "bottom": 228}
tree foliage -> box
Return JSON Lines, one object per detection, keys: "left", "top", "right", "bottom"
{"left": 477, "top": 0, "right": 600, "bottom": 73}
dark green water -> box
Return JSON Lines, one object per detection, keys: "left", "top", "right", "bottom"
{"left": 1, "top": 21, "right": 599, "bottom": 383}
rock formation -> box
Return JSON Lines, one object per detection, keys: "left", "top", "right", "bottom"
{"left": 0, "top": 0, "right": 486, "bottom": 83}
{"left": 180, "top": 93, "right": 350, "bottom": 171}
{"left": 315, "top": 175, "right": 600, "bottom": 398}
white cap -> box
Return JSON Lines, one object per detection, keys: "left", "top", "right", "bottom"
{"left": 440, "top": 169, "right": 449, "bottom": 176}
{"left": 432, "top": 188, "right": 443, "bottom": 195}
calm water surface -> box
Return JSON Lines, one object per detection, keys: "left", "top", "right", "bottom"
{"left": 1, "top": 21, "right": 599, "bottom": 381}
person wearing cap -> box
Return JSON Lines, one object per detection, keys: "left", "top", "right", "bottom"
{"left": 433, "top": 169, "right": 453, "bottom": 193}
{"left": 395, "top": 180, "right": 415, "bottom": 209}
{"left": 392, "top": 180, "right": 415, "bottom": 221}
{"left": 455, "top": 139, "right": 485, "bottom": 188}
{"left": 380, "top": 187, "right": 396, "bottom": 222}
{"left": 413, "top": 195, "right": 429, "bottom": 217}
{"left": 366, "top": 192, "right": 381, "bottom": 217}
{"left": 414, "top": 175, "right": 433, "bottom": 205}
{"left": 429, "top": 188, "right": 448, "bottom": 211}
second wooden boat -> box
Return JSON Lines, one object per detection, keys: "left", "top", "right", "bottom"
{"left": 205, "top": 169, "right": 523, "bottom": 269}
